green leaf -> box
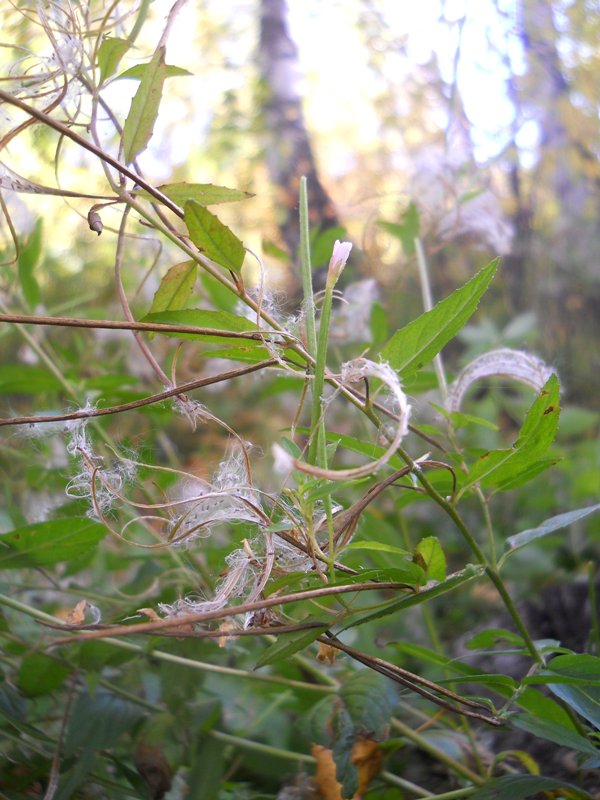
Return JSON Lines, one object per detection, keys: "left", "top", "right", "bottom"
{"left": 466, "top": 628, "right": 526, "bottom": 650}
{"left": 136, "top": 182, "right": 253, "bottom": 206}
{"left": 505, "top": 504, "right": 600, "bottom": 556}
{"left": 341, "top": 564, "right": 484, "bottom": 631}
{"left": 545, "top": 654, "right": 600, "bottom": 683}
{"left": 461, "top": 375, "right": 560, "bottom": 492}
{"left": 491, "top": 457, "right": 561, "bottom": 493}
{"left": 97, "top": 36, "right": 130, "bottom": 83}
{"left": 18, "top": 653, "right": 71, "bottom": 697}
{"left": 378, "top": 259, "right": 498, "bottom": 377}
{"left": 0, "top": 364, "right": 62, "bottom": 393}
{"left": 189, "top": 731, "right": 225, "bottom": 796}
{"left": 117, "top": 63, "right": 192, "bottom": 80}
{"left": 122, "top": 46, "right": 167, "bottom": 163}
{"left": 140, "top": 308, "right": 261, "bottom": 344}
{"left": 254, "top": 626, "right": 328, "bottom": 669}
{"left": 549, "top": 683, "right": 600, "bottom": 730}
{"left": 511, "top": 713, "right": 600, "bottom": 757}
{"left": 184, "top": 200, "right": 245, "bottom": 273}
{"left": 148, "top": 261, "right": 197, "bottom": 315}
{"left": 344, "top": 541, "right": 410, "bottom": 557}
{"left": 339, "top": 671, "right": 391, "bottom": 739}
{"left": 0, "top": 518, "right": 107, "bottom": 569}
{"left": 64, "top": 691, "right": 145, "bottom": 756}
{"left": 471, "top": 774, "right": 594, "bottom": 800}
{"left": 310, "top": 225, "right": 348, "bottom": 266}
{"left": 414, "top": 536, "right": 446, "bottom": 581}
{"left": 377, "top": 202, "right": 420, "bottom": 256}
{"left": 18, "top": 218, "right": 42, "bottom": 308}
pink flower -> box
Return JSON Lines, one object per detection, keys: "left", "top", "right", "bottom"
{"left": 326, "top": 240, "right": 352, "bottom": 289}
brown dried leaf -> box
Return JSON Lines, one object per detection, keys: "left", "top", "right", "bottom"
{"left": 311, "top": 744, "right": 343, "bottom": 800}
{"left": 311, "top": 737, "right": 383, "bottom": 800}
{"left": 352, "top": 736, "right": 383, "bottom": 797}
{"left": 218, "top": 620, "right": 239, "bottom": 648}
{"left": 317, "top": 642, "right": 338, "bottom": 665}
{"left": 66, "top": 600, "right": 88, "bottom": 625}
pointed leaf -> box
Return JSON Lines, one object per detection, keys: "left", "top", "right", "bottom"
{"left": 548, "top": 683, "right": 600, "bottom": 730}
{"left": 512, "top": 714, "right": 600, "bottom": 757}
{"left": 117, "top": 63, "right": 191, "bottom": 80}
{"left": 136, "top": 182, "right": 253, "bottom": 206}
{"left": 340, "top": 564, "right": 484, "bottom": 631}
{"left": 472, "top": 774, "right": 594, "bottom": 800}
{"left": 505, "top": 504, "right": 600, "bottom": 555}
{"left": 378, "top": 259, "right": 498, "bottom": 377}
{"left": 184, "top": 199, "right": 245, "bottom": 273}
{"left": 122, "top": 46, "right": 167, "bottom": 162}
{"left": 97, "top": 36, "right": 130, "bottom": 84}
{"left": 254, "top": 625, "right": 329, "bottom": 669}
{"left": 148, "top": 261, "right": 197, "bottom": 315}
{"left": 461, "top": 375, "right": 560, "bottom": 492}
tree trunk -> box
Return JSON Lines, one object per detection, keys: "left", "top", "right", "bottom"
{"left": 258, "top": 0, "right": 341, "bottom": 272}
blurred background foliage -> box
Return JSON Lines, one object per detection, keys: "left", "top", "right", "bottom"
{"left": 1, "top": 1, "right": 600, "bottom": 797}
{"left": 1, "top": 0, "right": 600, "bottom": 405}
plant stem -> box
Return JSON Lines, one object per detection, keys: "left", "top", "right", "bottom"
{"left": 391, "top": 717, "right": 484, "bottom": 785}
{"left": 0, "top": 594, "right": 335, "bottom": 694}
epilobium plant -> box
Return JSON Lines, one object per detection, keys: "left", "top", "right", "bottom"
{"left": 0, "top": 4, "right": 599, "bottom": 799}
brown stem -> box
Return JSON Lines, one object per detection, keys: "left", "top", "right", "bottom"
{"left": 0, "top": 359, "right": 278, "bottom": 427}
{"left": 46, "top": 581, "right": 411, "bottom": 646}
{"left": 0, "top": 89, "right": 183, "bottom": 216}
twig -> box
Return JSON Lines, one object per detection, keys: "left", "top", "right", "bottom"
{"left": 0, "top": 359, "right": 278, "bottom": 427}
{"left": 45, "top": 582, "right": 411, "bottom": 646}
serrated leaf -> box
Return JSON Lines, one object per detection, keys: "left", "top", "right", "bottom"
{"left": 18, "top": 653, "right": 71, "bottom": 697}
{"left": 461, "top": 375, "right": 560, "bottom": 492}
{"left": 18, "top": 218, "right": 42, "bottom": 308}
{"left": 471, "top": 774, "right": 594, "bottom": 800}
{"left": 148, "top": 261, "right": 197, "bottom": 315}
{"left": 505, "top": 504, "right": 600, "bottom": 555}
{"left": 122, "top": 46, "right": 167, "bottom": 162}
{"left": 378, "top": 259, "right": 498, "bottom": 377}
{"left": 117, "top": 63, "right": 192, "bottom": 80}
{"left": 414, "top": 536, "right": 446, "bottom": 581}
{"left": 136, "top": 182, "right": 253, "bottom": 206}
{"left": 184, "top": 200, "right": 245, "bottom": 273}
{"left": 340, "top": 671, "right": 391, "bottom": 739}
{"left": 0, "top": 518, "right": 107, "bottom": 568}
{"left": 64, "top": 692, "right": 145, "bottom": 756}
{"left": 254, "top": 626, "right": 328, "bottom": 669}
{"left": 97, "top": 36, "right": 130, "bottom": 83}
{"left": 491, "top": 457, "right": 561, "bottom": 493}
